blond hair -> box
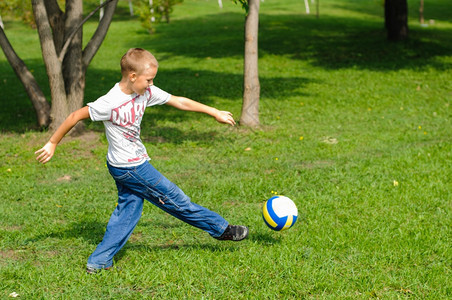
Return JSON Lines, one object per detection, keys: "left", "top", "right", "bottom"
{"left": 120, "top": 48, "right": 158, "bottom": 77}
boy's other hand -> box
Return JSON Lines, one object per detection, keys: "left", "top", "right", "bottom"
{"left": 215, "top": 111, "right": 236, "bottom": 126}
{"left": 35, "top": 141, "right": 57, "bottom": 164}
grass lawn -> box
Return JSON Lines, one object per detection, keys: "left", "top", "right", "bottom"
{"left": 0, "top": 0, "right": 451, "bottom": 298}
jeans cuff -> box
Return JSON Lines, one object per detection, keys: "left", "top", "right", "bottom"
{"left": 212, "top": 222, "right": 229, "bottom": 238}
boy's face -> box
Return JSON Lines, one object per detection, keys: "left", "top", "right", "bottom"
{"left": 130, "top": 65, "right": 157, "bottom": 95}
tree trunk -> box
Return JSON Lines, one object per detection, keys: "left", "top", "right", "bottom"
{"left": 63, "top": 0, "right": 85, "bottom": 133}
{"left": 38, "top": 0, "right": 117, "bottom": 132}
{"left": 240, "top": 0, "right": 260, "bottom": 127}
{"left": 419, "top": 0, "right": 424, "bottom": 24}
{"left": 0, "top": 27, "right": 51, "bottom": 127}
{"left": 316, "top": 0, "right": 320, "bottom": 19}
{"left": 1, "top": 0, "right": 118, "bottom": 131}
{"left": 385, "top": 0, "right": 408, "bottom": 41}
{"left": 44, "top": 0, "right": 65, "bottom": 54}
{"left": 33, "top": 0, "right": 69, "bottom": 131}
{"left": 128, "top": 0, "right": 134, "bottom": 16}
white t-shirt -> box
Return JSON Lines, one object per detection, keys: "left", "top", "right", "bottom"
{"left": 87, "top": 83, "right": 171, "bottom": 167}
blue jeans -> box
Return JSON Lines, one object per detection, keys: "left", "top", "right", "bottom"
{"left": 87, "top": 161, "right": 229, "bottom": 269}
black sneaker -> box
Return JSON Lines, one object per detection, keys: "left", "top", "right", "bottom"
{"left": 86, "top": 265, "right": 112, "bottom": 274}
{"left": 215, "top": 225, "right": 249, "bottom": 241}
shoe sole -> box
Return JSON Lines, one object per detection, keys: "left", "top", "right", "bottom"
{"left": 233, "top": 227, "right": 249, "bottom": 241}
{"left": 86, "top": 266, "right": 112, "bottom": 274}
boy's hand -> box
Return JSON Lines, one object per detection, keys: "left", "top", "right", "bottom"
{"left": 215, "top": 110, "right": 236, "bottom": 126}
{"left": 35, "top": 141, "right": 57, "bottom": 164}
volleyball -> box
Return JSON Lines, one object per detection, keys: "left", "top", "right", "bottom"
{"left": 262, "top": 196, "right": 298, "bottom": 231}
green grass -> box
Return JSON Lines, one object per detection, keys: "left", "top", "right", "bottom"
{"left": 1, "top": 0, "right": 451, "bottom": 298}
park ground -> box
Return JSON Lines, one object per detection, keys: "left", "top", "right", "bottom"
{"left": 0, "top": 0, "right": 451, "bottom": 298}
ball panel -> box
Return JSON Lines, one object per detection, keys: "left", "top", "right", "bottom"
{"left": 281, "top": 214, "right": 294, "bottom": 231}
{"left": 275, "top": 216, "right": 288, "bottom": 231}
{"left": 292, "top": 214, "right": 298, "bottom": 226}
{"left": 262, "top": 200, "right": 278, "bottom": 229}
{"left": 263, "top": 216, "right": 278, "bottom": 230}
{"left": 272, "top": 196, "right": 298, "bottom": 217}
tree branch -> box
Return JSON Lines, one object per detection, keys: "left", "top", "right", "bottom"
{"left": 58, "top": 0, "right": 114, "bottom": 62}
{"left": 44, "top": 0, "right": 64, "bottom": 53}
{"left": 44, "top": 0, "right": 63, "bottom": 26}
{"left": 82, "top": 0, "right": 118, "bottom": 69}
{"left": 1, "top": 11, "right": 50, "bottom": 126}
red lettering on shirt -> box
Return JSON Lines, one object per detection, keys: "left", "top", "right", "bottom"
{"left": 110, "top": 93, "right": 149, "bottom": 127}
{"left": 128, "top": 154, "right": 149, "bottom": 162}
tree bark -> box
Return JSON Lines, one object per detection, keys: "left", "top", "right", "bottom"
{"left": 32, "top": 0, "right": 68, "bottom": 131}
{"left": 0, "top": 27, "right": 50, "bottom": 127}
{"left": 239, "top": 0, "right": 260, "bottom": 127}
{"left": 44, "top": 0, "right": 65, "bottom": 53}
{"left": 1, "top": 0, "right": 117, "bottom": 131}
{"left": 419, "top": 0, "right": 424, "bottom": 24}
{"left": 83, "top": 0, "right": 117, "bottom": 68}
{"left": 385, "top": 0, "right": 408, "bottom": 41}
{"left": 62, "top": 0, "right": 85, "bottom": 133}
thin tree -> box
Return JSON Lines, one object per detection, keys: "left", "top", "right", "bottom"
{"left": 235, "top": 0, "right": 260, "bottom": 127}
{"left": 384, "top": 0, "right": 408, "bottom": 41}
{"left": 316, "top": 0, "right": 319, "bottom": 19}
{"left": 419, "top": 0, "right": 424, "bottom": 24}
{"left": 0, "top": 0, "right": 118, "bottom": 131}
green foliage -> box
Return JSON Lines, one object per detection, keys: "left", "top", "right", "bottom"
{"left": 0, "top": 0, "right": 114, "bottom": 29}
{"left": 232, "top": 0, "right": 248, "bottom": 13}
{"left": 0, "top": 0, "right": 34, "bottom": 27}
{"left": 137, "top": 0, "right": 183, "bottom": 33}
{"left": 1, "top": 0, "right": 451, "bottom": 298}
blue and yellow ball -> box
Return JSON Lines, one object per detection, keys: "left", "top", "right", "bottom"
{"left": 262, "top": 196, "right": 298, "bottom": 231}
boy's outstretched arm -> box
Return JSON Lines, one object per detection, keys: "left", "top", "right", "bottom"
{"left": 35, "top": 106, "right": 90, "bottom": 164}
{"left": 166, "top": 95, "right": 236, "bottom": 126}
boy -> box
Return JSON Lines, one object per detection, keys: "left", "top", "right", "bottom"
{"left": 35, "top": 48, "right": 248, "bottom": 274}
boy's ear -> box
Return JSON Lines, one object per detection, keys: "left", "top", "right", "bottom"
{"left": 129, "top": 72, "right": 137, "bottom": 82}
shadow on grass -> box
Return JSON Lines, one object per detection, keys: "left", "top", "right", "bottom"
{"left": 248, "top": 231, "right": 282, "bottom": 245}
{"left": 115, "top": 241, "right": 240, "bottom": 263}
{"left": 23, "top": 218, "right": 241, "bottom": 266}
{"left": 0, "top": 61, "right": 310, "bottom": 133}
{"left": 85, "top": 66, "right": 310, "bottom": 145}
{"left": 329, "top": 0, "right": 452, "bottom": 23}
{"left": 23, "top": 220, "right": 107, "bottom": 246}
{"left": 0, "top": 59, "right": 50, "bottom": 132}
{"left": 24, "top": 218, "right": 280, "bottom": 250}
{"left": 2, "top": 7, "right": 451, "bottom": 132}
{"left": 136, "top": 12, "right": 452, "bottom": 71}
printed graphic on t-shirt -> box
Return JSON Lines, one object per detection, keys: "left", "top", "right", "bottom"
{"left": 110, "top": 90, "right": 150, "bottom": 163}
{"left": 87, "top": 84, "right": 170, "bottom": 167}
{"left": 110, "top": 97, "right": 146, "bottom": 127}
